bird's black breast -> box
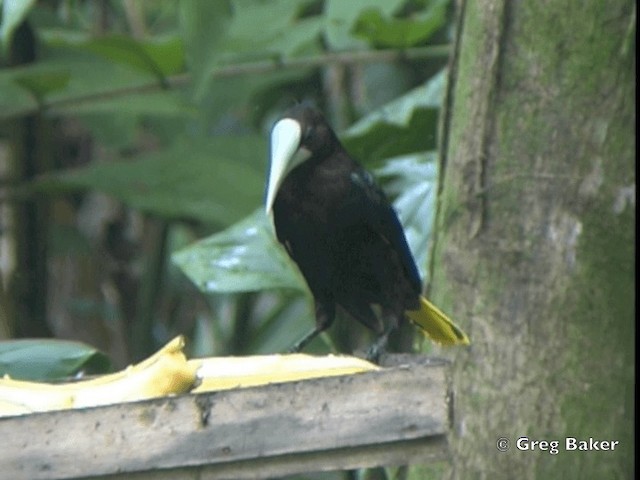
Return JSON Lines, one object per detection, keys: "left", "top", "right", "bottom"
{"left": 272, "top": 151, "right": 421, "bottom": 319}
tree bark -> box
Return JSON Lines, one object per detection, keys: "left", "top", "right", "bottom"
{"left": 427, "top": 0, "right": 634, "bottom": 478}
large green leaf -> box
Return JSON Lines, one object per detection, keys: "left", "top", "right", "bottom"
{"left": 179, "top": 0, "right": 232, "bottom": 97}
{"left": 0, "top": 48, "right": 180, "bottom": 118}
{"left": 261, "top": 15, "right": 323, "bottom": 58}
{"left": 0, "top": 64, "right": 71, "bottom": 116}
{"left": 219, "top": 0, "right": 321, "bottom": 60}
{"left": 190, "top": 0, "right": 322, "bottom": 103}
{"left": 34, "top": 136, "right": 266, "bottom": 226}
{"left": 0, "top": 71, "right": 38, "bottom": 116}
{"left": 13, "top": 69, "right": 70, "bottom": 100}
{"left": 0, "top": 339, "right": 111, "bottom": 381}
{"left": 44, "top": 49, "right": 151, "bottom": 99}
{"left": 341, "top": 69, "right": 446, "bottom": 165}
{"left": 45, "top": 34, "right": 186, "bottom": 81}
{"left": 323, "top": 0, "right": 405, "bottom": 50}
{"left": 351, "top": 0, "right": 447, "bottom": 48}
{"left": 172, "top": 209, "right": 305, "bottom": 293}
{"left": 57, "top": 90, "right": 196, "bottom": 116}
{"left": 375, "top": 152, "right": 438, "bottom": 280}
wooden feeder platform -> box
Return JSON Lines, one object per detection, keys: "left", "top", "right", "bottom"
{"left": 0, "top": 355, "right": 451, "bottom": 479}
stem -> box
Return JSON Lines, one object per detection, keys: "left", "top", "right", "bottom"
{"left": 2, "top": 45, "right": 450, "bottom": 120}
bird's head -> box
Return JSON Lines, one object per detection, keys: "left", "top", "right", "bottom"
{"left": 265, "top": 104, "right": 337, "bottom": 215}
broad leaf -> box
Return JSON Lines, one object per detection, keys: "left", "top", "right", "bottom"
{"left": 172, "top": 209, "right": 305, "bottom": 293}
{"left": 323, "top": 0, "right": 405, "bottom": 50}
{"left": 375, "top": 152, "right": 439, "bottom": 281}
{"left": 0, "top": 47, "right": 172, "bottom": 120}
{"left": 0, "top": 72, "right": 38, "bottom": 116}
{"left": 0, "top": 65, "right": 70, "bottom": 114}
{"left": 342, "top": 69, "right": 446, "bottom": 165}
{"left": 56, "top": 90, "right": 196, "bottom": 116}
{"left": 179, "top": 0, "right": 232, "bottom": 97}
{"left": 191, "top": 0, "right": 321, "bottom": 102}
{"left": 13, "top": 69, "right": 70, "bottom": 100}
{"left": 34, "top": 136, "right": 266, "bottom": 226}
{"left": 0, "top": 339, "right": 111, "bottom": 381}
{"left": 71, "top": 35, "right": 168, "bottom": 83}
{"left": 352, "top": 0, "right": 447, "bottom": 48}
{"left": 263, "top": 16, "right": 323, "bottom": 58}
{"left": 220, "top": 0, "right": 320, "bottom": 60}
{"left": 46, "top": 33, "right": 186, "bottom": 80}
{"left": 141, "top": 36, "right": 185, "bottom": 76}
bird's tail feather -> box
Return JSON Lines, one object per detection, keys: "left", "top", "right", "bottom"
{"left": 406, "top": 296, "right": 470, "bottom": 346}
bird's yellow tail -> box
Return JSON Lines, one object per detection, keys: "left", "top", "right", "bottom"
{"left": 406, "top": 296, "right": 470, "bottom": 346}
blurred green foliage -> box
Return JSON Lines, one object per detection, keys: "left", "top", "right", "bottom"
{"left": 0, "top": 338, "right": 111, "bottom": 380}
{"left": 0, "top": 0, "right": 452, "bottom": 365}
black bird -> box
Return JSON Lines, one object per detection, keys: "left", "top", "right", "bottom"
{"left": 265, "top": 104, "right": 469, "bottom": 357}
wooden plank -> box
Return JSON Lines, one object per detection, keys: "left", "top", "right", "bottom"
{"left": 95, "top": 436, "right": 450, "bottom": 480}
{"left": 0, "top": 355, "right": 449, "bottom": 480}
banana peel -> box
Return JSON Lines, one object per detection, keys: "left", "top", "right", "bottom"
{"left": 0, "top": 336, "right": 378, "bottom": 417}
{"left": 191, "top": 354, "right": 378, "bottom": 393}
{"left": 0, "top": 336, "right": 197, "bottom": 417}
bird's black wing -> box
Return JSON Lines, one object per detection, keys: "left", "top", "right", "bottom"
{"left": 341, "top": 168, "right": 423, "bottom": 294}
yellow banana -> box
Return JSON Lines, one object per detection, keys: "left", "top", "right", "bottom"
{"left": 0, "top": 336, "right": 197, "bottom": 417}
{"left": 72, "top": 335, "right": 197, "bottom": 408}
{"left": 0, "top": 377, "right": 75, "bottom": 413}
{"left": 191, "top": 353, "right": 378, "bottom": 393}
{"left": 1, "top": 335, "right": 379, "bottom": 417}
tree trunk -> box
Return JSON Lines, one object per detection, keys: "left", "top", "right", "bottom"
{"left": 427, "top": 0, "right": 634, "bottom": 478}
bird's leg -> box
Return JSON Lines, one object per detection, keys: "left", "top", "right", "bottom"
{"left": 288, "top": 300, "right": 335, "bottom": 353}
{"left": 366, "top": 326, "right": 394, "bottom": 363}
{"left": 288, "top": 327, "right": 322, "bottom": 353}
{"left": 366, "top": 308, "right": 401, "bottom": 362}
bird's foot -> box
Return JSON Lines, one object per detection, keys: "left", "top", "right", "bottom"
{"left": 365, "top": 334, "right": 390, "bottom": 364}
{"left": 288, "top": 327, "right": 322, "bottom": 353}
{"left": 287, "top": 341, "right": 304, "bottom": 354}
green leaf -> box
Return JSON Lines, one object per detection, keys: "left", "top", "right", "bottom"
{"left": 191, "top": 0, "right": 321, "bottom": 102}
{"left": 0, "top": 339, "right": 111, "bottom": 381}
{"left": 0, "top": 46, "right": 174, "bottom": 120}
{"left": 45, "top": 33, "right": 186, "bottom": 79}
{"left": 375, "top": 152, "right": 438, "bottom": 280}
{"left": 341, "top": 69, "right": 446, "bottom": 164}
{"left": 0, "top": 0, "right": 37, "bottom": 51}
{"left": 131, "top": 35, "right": 185, "bottom": 77}
{"left": 352, "top": 1, "right": 447, "bottom": 48}
{"left": 13, "top": 69, "right": 70, "bottom": 101}
{"left": 44, "top": 48, "right": 151, "bottom": 98}
{"left": 179, "top": 0, "right": 232, "bottom": 96}
{"left": 172, "top": 209, "right": 305, "bottom": 293}
{"left": 76, "top": 112, "right": 138, "bottom": 150}
{"left": 57, "top": 90, "right": 196, "bottom": 116}
{"left": 34, "top": 136, "right": 267, "bottom": 226}
{"left": 220, "top": 0, "right": 320, "bottom": 59}
{"left": 0, "top": 73, "right": 38, "bottom": 116}
{"left": 72, "top": 34, "right": 171, "bottom": 84}
{"left": 323, "top": 0, "right": 405, "bottom": 50}
{"left": 263, "top": 16, "right": 323, "bottom": 58}
{"left": 0, "top": 65, "right": 70, "bottom": 115}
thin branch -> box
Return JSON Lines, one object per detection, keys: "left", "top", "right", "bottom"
{"left": 3, "top": 45, "right": 450, "bottom": 119}
{"left": 209, "top": 45, "right": 450, "bottom": 78}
